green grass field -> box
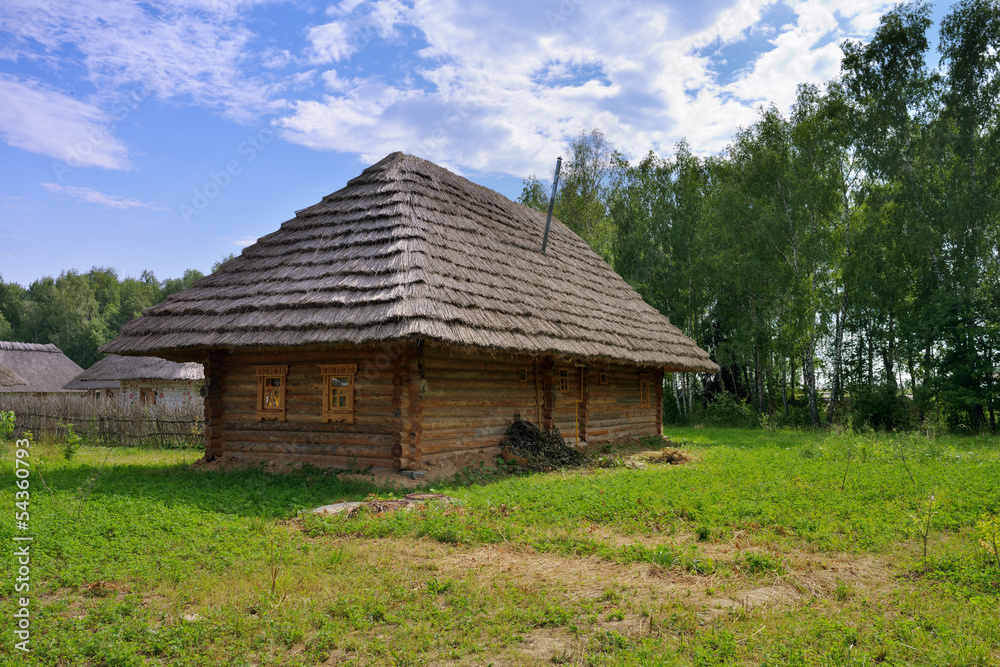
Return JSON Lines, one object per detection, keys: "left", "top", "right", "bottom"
{"left": 2, "top": 427, "right": 999, "bottom": 666}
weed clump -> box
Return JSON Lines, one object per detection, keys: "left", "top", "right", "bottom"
{"left": 500, "top": 413, "right": 587, "bottom": 471}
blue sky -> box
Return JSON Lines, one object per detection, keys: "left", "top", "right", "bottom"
{"left": 0, "top": 0, "right": 950, "bottom": 286}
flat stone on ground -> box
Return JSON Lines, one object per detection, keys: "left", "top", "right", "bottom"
{"left": 310, "top": 501, "right": 364, "bottom": 516}
{"left": 309, "top": 494, "right": 453, "bottom": 517}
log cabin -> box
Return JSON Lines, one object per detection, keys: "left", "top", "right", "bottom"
{"left": 101, "top": 153, "right": 718, "bottom": 472}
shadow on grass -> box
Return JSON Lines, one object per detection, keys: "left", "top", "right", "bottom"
{"left": 33, "top": 459, "right": 390, "bottom": 519}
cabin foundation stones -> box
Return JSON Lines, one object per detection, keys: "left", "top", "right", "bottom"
{"left": 101, "top": 152, "right": 718, "bottom": 475}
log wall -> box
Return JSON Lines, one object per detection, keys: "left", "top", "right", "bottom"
{"left": 585, "top": 363, "right": 664, "bottom": 442}
{"left": 203, "top": 351, "right": 226, "bottom": 460}
{"left": 215, "top": 345, "right": 414, "bottom": 469}
{"left": 419, "top": 347, "right": 539, "bottom": 466}
{"left": 203, "top": 343, "right": 666, "bottom": 471}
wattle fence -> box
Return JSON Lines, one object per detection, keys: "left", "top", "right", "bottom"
{"left": 0, "top": 394, "right": 204, "bottom": 449}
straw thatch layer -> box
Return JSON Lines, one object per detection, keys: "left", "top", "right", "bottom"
{"left": 0, "top": 362, "right": 27, "bottom": 387}
{"left": 67, "top": 354, "right": 204, "bottom": 387}
{"left": 62, "top": 377, "right": 119, "bottom": 391}
{"left": 103, "top": 153, "right": 718, "bottom": 373}
{"left": 0, "top": 341, "right": 85, "bottom": 393}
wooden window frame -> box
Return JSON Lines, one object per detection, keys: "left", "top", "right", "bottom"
{"left": 320, "top": 364, "right": 357, "bottom": 424}
{"left": 558, "top": 368, "right": 569, "bottom": 392}
{"left": 599, "top": 371, "right": 609, "bottom": 385}
{"left": 139, "top": 387, "right": 156, "bottom": 406}
{"left": 518, "top": 367, "right": 529, "bottom": 383}
{"left": 639, "top": 376, "right": 651, "bottom": 408}
{"left": 255, "top": 365, "right": 288, "bottom": 421}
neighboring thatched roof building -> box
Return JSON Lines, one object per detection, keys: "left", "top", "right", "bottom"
{"left": 64, "top": 355, "right": 204, "bottom": 406}
{"left": 0, "top": 362, "right": 27, "bottom": 387}
{"left": 102, "top": 152, "right": 717, "bottom": 472}
{"left": 61, "top": 376, "right": 119, "bottom": 392}
{"left": 67, "top": 354, "right": 204, "bottom": 384}
{"left": 0, "top": 341, "right": 85, "bottom": 394}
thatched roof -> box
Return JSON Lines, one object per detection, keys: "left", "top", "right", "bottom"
{"left": 0, "top": 341, "right": 85, "bottom": 393}
{"left": 66, "top": 354, "right": 204, "bottom": 390}
{"left": 0, "top": 362, "right": 27, "bottom": 387}
{"left": 62, "top": 377, "right": 119, "bottom": 391}
{"left": 103, "top": 153, "right": 718, "bottom": 372}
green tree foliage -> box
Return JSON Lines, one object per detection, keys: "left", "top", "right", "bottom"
{"left": 519, "top": 129, "right": 617, "bottom": 260}
{"left": 1, "top": 266, "right": 206, "bottom": 368}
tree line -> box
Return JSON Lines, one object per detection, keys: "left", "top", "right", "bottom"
{"left": 0, "top": 254, "right": 236, "bottom": 369}
{"left": 520, "top": 0, "right": 1000, "bottom": 431}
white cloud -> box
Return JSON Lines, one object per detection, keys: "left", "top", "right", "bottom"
{"left": 0, "top": 0, "right": 279, "bottom": 121}
{"left": 369, "top": 0, "right": 408, "bottom": 37}
{"left": 723, "top": 0, "right": 896, "bottom": 109}
{"left": 278, "top": 0, "right": 775, "bottom": 173}
{"left": 0, "top": 76, "right": 130, "bottom": 169}
{"left": 308, "top": 21, "right": 357, "bottom": 64}
{"left": 41, "top": 183, "right": 167, "bottom": 210}
{"left": 0, "top": 0, "right": 901, "bottom": 180}
{"left": 261, "top": 47, "right": 294, "bottom": 70}
{"left": 276, "top": 0, "right": 900, "bottom": 175}
{"left": 232, "top": 235, "right": 259, "bottom": 247}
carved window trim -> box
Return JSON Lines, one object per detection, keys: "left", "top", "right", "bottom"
{"left": 320, "top": 364, "right": 357, "bottom": 424}
{"left": 255, "top": 365, "right": 288, "bottom": 421}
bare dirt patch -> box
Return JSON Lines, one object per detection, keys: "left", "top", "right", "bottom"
{"left": 437, "top": 542, "right": 896, "bottom": 623}
{"left": 519, "top": 629, "right": 579, "bottom": 663}
{"left": 433, "top": 542, "right": 899, "bottom": 664}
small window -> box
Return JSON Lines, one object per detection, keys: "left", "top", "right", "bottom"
{"left": 140, "top": 387, "right": 156, "bottom": 406}
{"left": 320, "top": 364, "right": 357, "bottom": 424}
{"left": 558, "top": 369, "right": 569, "bottom": 392}
{"left": 599, "top": 372, "right": 608, "bottom": 385}
{"left": 519, "top": 367, "right": 529, "bottom": 383}
{"left": 639, "top": 379, "right": 651, "bottom": 408}
{"left": 255, "top": 365, "right": 288, "bottom": 421}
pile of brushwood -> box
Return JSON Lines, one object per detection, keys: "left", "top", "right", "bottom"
{"left": 500, "top": 413, "right": 587, "bottom": 471}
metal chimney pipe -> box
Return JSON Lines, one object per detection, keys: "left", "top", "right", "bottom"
{"left": 541, "top": 156, "right": 562, "bottom": 254}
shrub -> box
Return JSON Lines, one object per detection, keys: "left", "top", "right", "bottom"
{"left": 61, "top": 422, "right": 83, "bottom": 461}
{"left": 975, "top": 515, "right": 1000, "bottom": 567}
{"left": 775, "top": 399, "right": 825, "bottom": 428}
{"left": 849, "top": 384, "right": 918, "bottom": 431}
{"left": 0, "top": 410, "right": 14, "bottom": 440}
{"left": 702, "top": 392, "right": 757, "bottom": 428}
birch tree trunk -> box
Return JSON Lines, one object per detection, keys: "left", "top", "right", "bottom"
{"left": 827, "top": 294, "right": 845, "bottom": 423}
{"left": 803, "top": 340, "right": 820, "bottom": 426}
